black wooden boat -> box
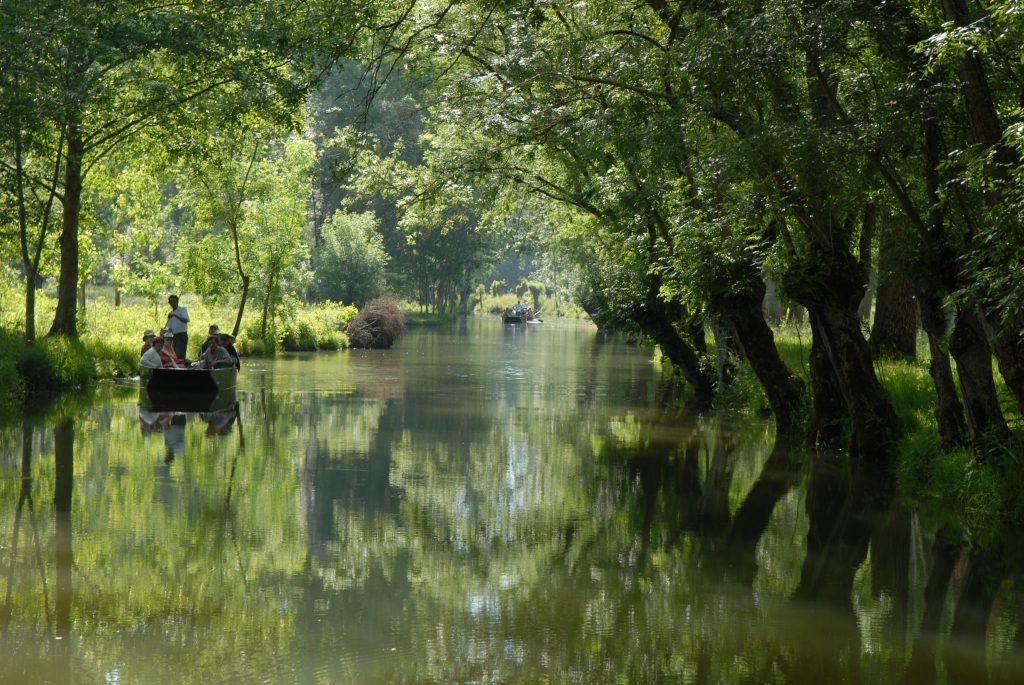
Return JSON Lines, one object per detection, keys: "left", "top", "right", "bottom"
{"left": 502, "top": 312, "right": 544, "bottom": 324}
{"left": 139, "top": 367, "right": 237, "bottom": 412}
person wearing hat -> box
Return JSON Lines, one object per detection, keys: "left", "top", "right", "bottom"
{"left": 140, "top": 329, "right": 156, "bottom": 357}
{"left": 140, "top": 334, "right": 181, "bottom": 369}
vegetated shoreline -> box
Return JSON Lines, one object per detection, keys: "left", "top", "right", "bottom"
{"left": 656, "top": 323, "right": 1023, "bottom": 540}
{"left": 0, "top": 296, "right": 360, "bottom": 407}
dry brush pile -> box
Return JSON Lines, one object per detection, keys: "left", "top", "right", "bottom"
{"left": 346, "top": 297, "right": 405, "bottom": 349}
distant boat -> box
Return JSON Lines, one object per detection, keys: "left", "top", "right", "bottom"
{"left": 139, "top": 367, "right": 237, "bottom": 412}
{"left": 502, "top": 308, "right": 542, "bottom": 324}
{"left": 502, "top": 312, "right": 528, "bottom": 324}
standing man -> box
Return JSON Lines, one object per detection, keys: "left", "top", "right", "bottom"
{"left": 165, "top": 294, "right": 190, "bottom": 361}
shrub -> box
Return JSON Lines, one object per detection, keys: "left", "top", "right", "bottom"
{"left": 10, "top": 334, "right": 97, "bottom": 394}
{"left": 277, "top": 301, "right": 357, "bottom": 351}
{"left": 347, "top": 297, "right": 405, "bottom": 349}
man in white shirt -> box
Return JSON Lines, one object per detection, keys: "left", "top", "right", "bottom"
{"left": 165, "top": 294, "right": 190, "bottom": 360}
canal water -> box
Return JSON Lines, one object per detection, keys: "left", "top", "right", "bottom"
{"left": 0, "top": 319, "right": 1020, "bottom": 683}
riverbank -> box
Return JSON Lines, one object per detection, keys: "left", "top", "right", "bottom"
{"left": 700, "top": 323, "right": 1023, "bottom": 543}
{"left": 0, "top": 297, "right": 359, "bottom": 407}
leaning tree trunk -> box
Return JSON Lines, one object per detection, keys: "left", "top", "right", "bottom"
{"left": 987, "top": 319, "right": 1024, "bottom": 416}
{"left": 948, "top": 309, "right": 1011, "bottom": 446}
{"left": 232, "top": 275, "right": 250, "bottom": 338}
{"left": 49, "top": 127, "right": 84, "bottom": 338}
{"left": 635, "top": 279, "right": 715, "bottom": 403}
{"left": 715, "top": 283, "right": 806, "bottom": 435}
{"left": 918, "top": 295, "right": 970, "bottom": 449}
{"left": 940, "top": 0, "right": 1024, "bottom": 414}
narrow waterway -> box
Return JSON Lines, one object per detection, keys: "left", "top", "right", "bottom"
{"left": 0, "top": 319, "right": 1020, "bottom": 683}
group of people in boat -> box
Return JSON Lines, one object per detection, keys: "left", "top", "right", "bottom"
{"left": 504, "top": 301, "right": 535, "bottom": 319}
{"left": 139, "top": 295, "right": 240, "bottom": 371}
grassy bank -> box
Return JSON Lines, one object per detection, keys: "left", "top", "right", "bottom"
{"left": 0, "top": 288, "right": 359, "bottom": 406}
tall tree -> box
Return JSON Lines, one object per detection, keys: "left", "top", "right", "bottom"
{"left": 1, "top": 0, "right": 368, "bottom": 337}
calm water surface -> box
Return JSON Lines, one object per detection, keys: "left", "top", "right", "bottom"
{"left": 0, "top": 319, "right": 1021, "bottom": 683}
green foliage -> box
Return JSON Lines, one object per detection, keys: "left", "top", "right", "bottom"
{"left": 311, "top": 211, "right": 389, "bottom": 306}
{"left": 175, "top": 129, "right": 315, "bottom": 339}
{"left": 274, "top": 302, "right": 357, "bottom": 352}
{"left": 0, "top": 329, "right": 99, "bottom": 402}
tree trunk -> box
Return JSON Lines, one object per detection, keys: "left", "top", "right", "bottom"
{"left": 927, "top": 333, "right": 970, "bottom": 448}
{"left": 716, "top": 284, "right": 806, "bottom": 435}
{"left": 940, "top": 0, "right": 1024, "bottom": 413}
{"left": 787, "top": 250, "right": 901, "bottom": 462}
{"left": 986, "top": 318, "right": 1024, "bottom": 416}
{"left": 24, "top": 266, "right": 37, "bottom": 345}
{"left": 232, "top": 274, "right": 250, "bottom": 338}
{"left": 916, "top": 294, "right": 969, "bottom": 449}
{"left": 49, "top": 127, "right": 84, "bottom": 338}
{"left": 635, "top": 280, "right": 715, "bottom": 403}
{"left": 870, "top": 219, "right": 919, "bottom": 360}
{"left": 260, "top": 271, "right": 275, "bottom": 341}
{"left": 948, "top": 309, "right": 1011, "bottom": 446}
{"left": 808, "top": 315, "right": 850, "bottom": 450}
{"left": 114, "top": 287, "right": 120, "bottom": 307}
{"left": 940, "top": 0, "right": 1019, "bottom": 196}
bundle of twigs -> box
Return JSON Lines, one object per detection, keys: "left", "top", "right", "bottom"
{"left": 347, "top": 297, "right": 405, "bottom": 349}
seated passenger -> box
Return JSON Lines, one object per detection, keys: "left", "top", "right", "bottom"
{"left": 196, "top": 335, "right": 233, "bottom": 369}
{"left": 220, "top": 333, "right": 240, "bottom": 369}
{"left": 140, "top": 329, "right": 156, "bottom": 357}
{"left": 200, "top": 324, "right": 220, "bottom": 355}
{"left": 158, "top": 332, "right": 182, "bottom": 368}
{"left": 140, "top": 336, "right": 180, "bottom": 369}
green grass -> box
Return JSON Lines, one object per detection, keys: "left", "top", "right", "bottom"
{"left": 0, "top": 283, "right": 360, "bottom": 404}
{"left": 772, "top": 323, "right": 1023, "bottom": 547}
{"left": 275, "top": 301, "right": 356, "bottom": 351}
{"left": 0, "top": 328, "right": 99, "bottom": 407}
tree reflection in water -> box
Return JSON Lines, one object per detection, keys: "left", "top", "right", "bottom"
{"left": 0, "top": 327, "right": 1022, "bottom": 683}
